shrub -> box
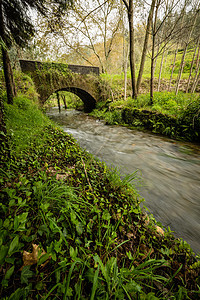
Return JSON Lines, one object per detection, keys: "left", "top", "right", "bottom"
{"left": 14, "top": 71, "right": 39, "bottom": 102}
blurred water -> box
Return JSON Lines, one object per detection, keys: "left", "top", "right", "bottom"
{"left": 47, "top": 108, "right": 200, "bottom": 253}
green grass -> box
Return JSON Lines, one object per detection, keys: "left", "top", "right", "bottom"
{"left": 91, "top": 91, "right": 200, "bottom": 142}
{"left": 109, "top": 91, "right": 199, "bottom": 116}
{"left": 141, "top": 48, "right": 196, "bottom": 80}
{"left": 0, "top": 95, "right": 200, "bottom": 299}
{"left": 5, "top": 96, "right": 51, "bottom": 154}
{"left": 101, "top": 48, "right": 198, "bottom": 101}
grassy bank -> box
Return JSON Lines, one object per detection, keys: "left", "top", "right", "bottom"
{"left": 0, "top": 96, "right": 200, "bottom": 299}
{"left": 90, "top": 92, "right": 200, "bottom": 143}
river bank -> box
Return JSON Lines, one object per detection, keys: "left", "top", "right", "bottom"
{"left": 90, "top": 95, "right": 200, "bottom": 143}
{"left": 0, "top": 97, "right": 200, "bottom": 299}
{"left": 47, "top": 108, "right": 200, "bottom": 254}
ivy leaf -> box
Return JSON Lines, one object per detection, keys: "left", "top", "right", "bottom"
{"left": 21, "top": 265, "right": 34, "bottom": 284}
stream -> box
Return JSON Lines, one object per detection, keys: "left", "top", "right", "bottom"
{"left": 47, "top": 108, "right": 200, "bottom": 253}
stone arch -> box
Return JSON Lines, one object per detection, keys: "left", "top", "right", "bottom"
{"left": 56, "top": 87, "right": 96, "bottom": 113}
{"left": 19, "top": 60, "right": 108, "bottom": 112}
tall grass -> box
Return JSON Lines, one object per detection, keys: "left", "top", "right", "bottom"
{"left": 109, "top": 91, "right": 199, "bottom": 116}
{"left": 5, "top": 96, "right": 51, "bottom": 154}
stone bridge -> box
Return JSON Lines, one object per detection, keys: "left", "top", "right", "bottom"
{"left": 19, "top": 60, "right": 108, "bottom": 112}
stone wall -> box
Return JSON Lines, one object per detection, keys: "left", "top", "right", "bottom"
{"left": 19, "top": 60, "right": 99, "bottom": 76}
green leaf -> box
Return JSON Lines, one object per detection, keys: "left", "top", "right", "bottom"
{"left": 35, "top": 281, "right": 44, "bottom": 291}
{"left": 0, "top": 245, "right": 8, "bottom": 264}
{"left": 21, "top": 266, "right": 34, "bottom": 284}
{"left": 14, "top": 212, "right": 28, "bottom": 231}
{"left": 102, "top": 210, "right": 111, "bottom": 221}
{"left": 9, "top": 288, "right": 23, "bottom": 300}
{"left": 8, "top": 236, "right": 19, "bottom": 256}
{"left": 5, "top": 265, "right": 15, "bottom": 280}
{"left": 38, "top": 253, "right": 50, "bottom": 266}
{"left": 90, "top": 265, "right": 100, "bottom": 300}
{"left": 124, "top": 280, "right": 142, "bottom": 293}
{"left": 76, "top": 222, "right": 83, "bottom": 235}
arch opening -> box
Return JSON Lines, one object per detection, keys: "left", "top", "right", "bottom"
{"left": 61, "top": 87, "right": 96, "bottom": 113}
{"left": 46, "top": 87, "right": 96, "bottom": 113}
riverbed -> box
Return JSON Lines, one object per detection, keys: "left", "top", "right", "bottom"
{"left": 47, "top": 108, "right": 200, "bottom": 253}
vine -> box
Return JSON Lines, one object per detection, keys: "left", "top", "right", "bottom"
{"left": 35, "top": 62, "right": 73, "bottom": 92}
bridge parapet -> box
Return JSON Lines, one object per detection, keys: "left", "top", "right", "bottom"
{"left": 19, "top": 60, "right": 99, "bottom": 76}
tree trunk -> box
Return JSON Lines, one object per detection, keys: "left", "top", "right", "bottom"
{"left": 175, "top": 46, "right": 188, "bottom": 95}
{"left": 157, "top": 47, "right": 166, "bottom": 91}
{"left": 122, "top": 26, "right": 129, "bottom": 100}
{"left": 168, "top": 45, "right": 178, "bottom": 91}
{"left": 0, "top": 1, "right": 16, "bottom": 104}
{"left": 191, "top": 53, "right": 200, "bottom": 93}
{"left": 150, "top": 0, "right": 160, "bottom": 104}
{"left": 191, "top": 71, "right": 200, "bottom": 93}
{"left": 186, "top": 38, "right": 200, "bottom": 93}
{"left": 137, "top": 0, "right": 156, "bottom": 94}
{"left": 62, "top": 95, "right": 67, "bottom": 110}
{"left": 1, "top": 46, "right": 16, "bottom": 104}
{"left": 168, "top": 6, "right": 186, "bottom": 92}
{"left": 128, "top": 0, "right": 137, "bottom": 99}
{"left": 150, "top": 39, "right": 155, "bottom": 104}
{"left": 124, "top": 43, "right": 129, "bottom": 100}
{"left": 56, "top": 92, "right": 61, "bottom": 113}
{"left": 121, "top": 1, "right": 128, "bottom": 101}
{"left": 175, "top": 10, "right": 198, "bottom": 95}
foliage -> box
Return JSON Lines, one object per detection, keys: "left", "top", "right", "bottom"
{"left": 14, "top": 71, "right": 39, "bottom": 102}
{"left": 44, "top": 92, "right": 83, "bottom": 110}
{"left": 0, "top": 0, "right": 72, "bottom": 48}
{"left": 0, "top": 95, "right": 199, "bottom": 299}
{"left": 4, "top": 96, "right": 51, "bottom": 154}
{"left": 91, "top": 92, "right": 200, "bottom": 142}
{"left": 35, "top": 62, "right": 72, "bottom": 90}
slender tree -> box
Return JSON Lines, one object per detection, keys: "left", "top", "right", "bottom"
{"left": 137, "top": 0, "right": 156, "bottom": 94}
{"left": 168, "top": 44, "right": 178, "bottom": 91}
{"left": 175, "top": 5, "right": 200, "bottom": 95}
{"left": 186, "top": 37, "right": 200, "bottom": 92}
{"left": 122, "top": 0, "right": 137, "bottom": 99}
{"left": 191, "top": 44, "right": 200, "bottom": 93}
{"left": 168, "top": 3, "right": 186, "bottom": 91}
{"left": 150, "top": 0, "right": 161, "bottom": 104}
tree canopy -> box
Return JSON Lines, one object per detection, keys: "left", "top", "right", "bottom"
{"left": 0, "top": 0, "right": 72, "bottom": 104}
{"left": 0, "top": 0, "right": 72, "bottom": 48}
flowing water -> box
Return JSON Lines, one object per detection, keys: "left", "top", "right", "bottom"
{"left": 47, "top": 108, "right": 200, "bottom": 253}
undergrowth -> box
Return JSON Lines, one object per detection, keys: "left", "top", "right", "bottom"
{"left": 0, "top": 96, "right": 200, "bottom": 299}
{"left": 90, "top": 92, "right": 200, "bottom": 142}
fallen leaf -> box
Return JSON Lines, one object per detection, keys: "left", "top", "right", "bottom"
{"left": 20, "top": 244, "right": 47, "bottom": 270}
{"left": 127, "top": 232, "right": 134, "bottom": 239}
{"left": 155, "top": 225, "right": 165, "bottom": 236}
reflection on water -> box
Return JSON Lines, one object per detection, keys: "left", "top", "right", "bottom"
{"left": 47, "top": 108, "right": 200, "bottom": 253}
